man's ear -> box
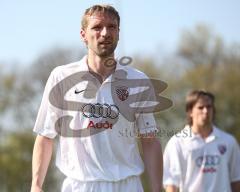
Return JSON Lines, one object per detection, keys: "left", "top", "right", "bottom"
{"left": 80, "top": 29, "right": 87, "bottom": 42}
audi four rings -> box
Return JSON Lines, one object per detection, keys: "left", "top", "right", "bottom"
{"left": 82, "top": 103, "right": 120, "bottom": 119}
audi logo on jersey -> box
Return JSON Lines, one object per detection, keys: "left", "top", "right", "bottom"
{"left": 87, "top": 121, "right": 113, "bottom": 129}
{"left": 196, "top": 155, "right": 220, "bottom": 167}
{"left": 82, "top": 103, "right": 119, "bottom": 119}
{"left": 196, "top": 155, "right": 220, "bottom": 173}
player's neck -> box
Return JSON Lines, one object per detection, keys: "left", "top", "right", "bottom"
{"left": 191, "top": 124, "right": 213, "bottom": 139}
{"left": 87, "top": 52, "right": 116, "bottom": 82}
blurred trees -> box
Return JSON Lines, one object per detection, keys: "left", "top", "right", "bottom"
{"left": 0, "top": 131, "right": 60, "bottom": 192}
{"left": 0, "top": 25, "right": 240, "bottom": 191}
{"left": 173, "top": 24, "right": 240, "bottom": 141}
{"left": 0, "top": 47, "right": 83, "bottom": 191}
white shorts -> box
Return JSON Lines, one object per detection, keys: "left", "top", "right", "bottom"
{"left": 61, "top": 176, "right": 144, "bottom": 192}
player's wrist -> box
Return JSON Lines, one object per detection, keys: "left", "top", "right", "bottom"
{"left": 30, "top": 184, "right": 43, "bottom": 192}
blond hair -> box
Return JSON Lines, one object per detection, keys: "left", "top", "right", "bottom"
{"left": 81, "top": 4, "right": 120, "bottom": 30}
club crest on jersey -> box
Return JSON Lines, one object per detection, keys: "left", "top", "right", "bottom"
{"left": 218, "top": 144, "right": 227, "bottom": 155}
{"left": 116, "top": 86, "right": 129, "bottom": 101}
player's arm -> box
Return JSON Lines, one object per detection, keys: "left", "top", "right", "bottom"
{"left": 31, "top": 135, "right": 54, "bottom": 192}
{"left": 165, "top": 185, "right": 179, "bottom": 192}
{"left": 141, "top": 136, "right": 163, "bottom": 192}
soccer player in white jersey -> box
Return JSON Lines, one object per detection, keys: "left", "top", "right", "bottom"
{"left": 163, "top": 90, "right": 240, "bottom": 192}
{"left": 31, "top": 4, "right": 163, "bottom": 192}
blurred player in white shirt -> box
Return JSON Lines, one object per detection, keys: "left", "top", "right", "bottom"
{"left": 163, "top": 90, "right": 240, "bottom": 192}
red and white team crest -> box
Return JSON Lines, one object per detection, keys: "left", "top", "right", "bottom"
{"left": 116, "top": 86, "right": 129, "bottom": 101}
{"left": 218, "top": 144, "right": 227, "bottom": 155}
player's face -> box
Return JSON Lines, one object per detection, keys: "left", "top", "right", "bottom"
{"left": 80, "top": 12, "right": 119, "bottom": 57}
{"left": 190, "top": 96, "right": 214, "bottom": 128}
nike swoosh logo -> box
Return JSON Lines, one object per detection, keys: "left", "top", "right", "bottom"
{"left": 74, "top": 89, "right": 86, "bottom": 94}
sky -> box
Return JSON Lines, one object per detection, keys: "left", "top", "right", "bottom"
{"left": 0, "top": 0, "right": 240, "bottom": 65}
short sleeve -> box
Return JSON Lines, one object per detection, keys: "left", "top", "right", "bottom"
{"left": 229, "top": 138, "right": 240, "bottom": 182}
{"left": 163, "top": 137, "right": 182, "bottom": 188}
{"left": 136, "top": 113, "right": 158, "bottom": 134}
{"left": 134, "top": 74, "right": 158, "bottom": 134}
{"left": 33, "top": 69, "right": 62, "bottom": 138}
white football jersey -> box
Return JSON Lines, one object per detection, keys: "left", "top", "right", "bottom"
{"left": 163, "top": 125, "right": 240, "bottom": 192}
{"left": 33, "top": 56, "right": 158, "bottom": 181}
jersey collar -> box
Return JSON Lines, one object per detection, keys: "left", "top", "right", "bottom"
{"left": 186, "top": 125, "right": 220, "bottom": 143}
{"left": 80, "top": 55, "right": 127, "bottom": 83}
